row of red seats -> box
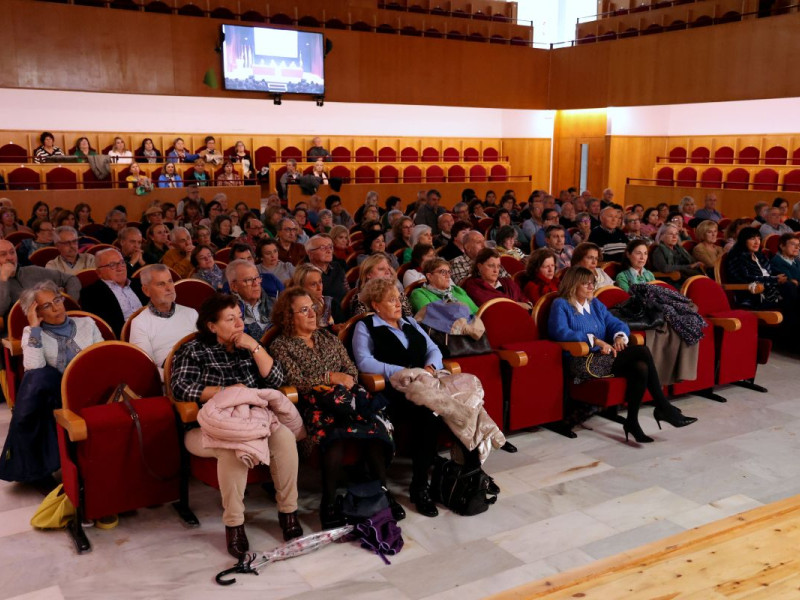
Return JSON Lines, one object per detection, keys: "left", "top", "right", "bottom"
{"left": 662, "top": 145, "right": 800, "bottom": 166}
{"left": 655, "top": 165, "right": 800, "bottom": 191}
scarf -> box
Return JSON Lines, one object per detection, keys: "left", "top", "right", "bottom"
{"left": 148, "top": 302, "right": 176, "bottom": 319}
{"left": 41, "top": 318, "right": 82, "bottom": 373}
{"left": 423, "top": 283, "right": 457, "bottom": 303}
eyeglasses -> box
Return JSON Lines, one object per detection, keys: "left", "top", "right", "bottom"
{"left": 99, "top": 260, "right": 126, "bottom": 270}
{"left": 580, "top": 281, "right": 596, "bottom": 288}
{"left": 281, "top": 227, "right": 298, "bottom": 232}
{"left": 293, "top": 305, "right": 316, "bottom": 315}
{"left": 310, "top": 245, "right": 333, "bottom": 252}
{"left": 431, "top": 268, "right": 451, "bottom": 277}
{"left": 626, "top": 219, "right": 640, "bottom": 224}
{"left": 383, "top": 296, "right": 403, "bottom": 305}
{"left": 240, "top": 275, "right": 262, "bottom": 286}
{"left": 247, "top": 224, "right": 264, "bottom": 231}
{"left": 57, "top": 239, "right": 79, "bottom": 246}
{"left": 38, "top": 295, "right": 65, "bottom": 311}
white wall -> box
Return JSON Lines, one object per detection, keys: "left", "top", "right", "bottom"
{"left": 608, "top": 98, "right": 800, "bottom": 137}
{"left": 0, "top": 88, "right": 555, "bottom": 139}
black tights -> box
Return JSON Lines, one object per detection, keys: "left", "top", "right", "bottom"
{"left": 320, "top": 439, "right": 388, "bottom": 502}
{"left": 610, "top": 344, "right": 674, "bottom": 424}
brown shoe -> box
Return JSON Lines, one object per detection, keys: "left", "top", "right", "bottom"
{"left": 225, "top": 524, "right": 249, "bottom": 558}
{"left": 278, "top": 511, "right": 303, "bottom": 541}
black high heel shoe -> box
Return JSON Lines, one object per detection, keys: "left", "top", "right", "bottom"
{"left": 653, "top": 407, "right": 698, "bottom": 430}
{"left": 623, "top": 421, "right": 654, "bottom": 444}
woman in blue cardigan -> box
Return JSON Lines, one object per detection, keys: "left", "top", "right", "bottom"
{"left": 548, "top": 266, "right": 697, "bottom": 443}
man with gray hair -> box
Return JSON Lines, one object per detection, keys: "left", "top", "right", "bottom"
{"left": 276, "top": 218, "right": 307, "bottom": 266}
{"left": 589, "top": 206, "right": 628, "bottom": 263}
{"left": 79, "top": 248, "right": 146, "bottom": 336}
{"left": 161, "top": 227, "right": 195, "bottom": 278}
{"left": 129, "top": 265, "right": 197, "bottom": 378}
{"left": 45, "top": 226, "right": 96, "bottom": 274}
{"left": 118, "top": 226, "right": 146, "bottom": 278}
{"left": 95, "top": 208, "right": 128, "bottom": 245}
{"left": 449, "top": 231, "right": 509, "bottom": 286}
{"left": 278, "top": 159, "right": 300, "bottom": 200}
{"left": 305, "top": 234, "right": 349, "bottom": 306}
{"left": 0, "top": 239, "right": 81, "bottom": 317}
{"left": 226, "top": 259, "right": 273, "bottom": 340}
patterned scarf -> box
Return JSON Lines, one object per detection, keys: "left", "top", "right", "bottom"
{"left": 41, "top": 318, "right": 82, "bottom": 373}
{"left": 148, "top": 302, "right": 176, "bottom": 319}
{"left": 423, "top": 283, "right": 457, "bottom": 303}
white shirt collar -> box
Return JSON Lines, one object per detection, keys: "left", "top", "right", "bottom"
{"left": 573, "top": 299, "right": 592, "bottom": 315}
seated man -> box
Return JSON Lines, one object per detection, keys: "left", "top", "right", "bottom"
{"left": 543, "top": 225, "right": 574, "bottom": 270}
{"left": 197, "top": 135, "right": 223, "bottom": 166}
{"left": 694, "top": 193, "right": 723, "bottom": 223}
{"left": 239, "top": 215, "right": 266, "bottom": 248}
{"left": 588, "top": 206, "right": 628, "bottom": 263}
{"left": 79, "top": 248, "right": 147, "bottom": 337}
{"left": 222, "top": 243, "right": 284, "bottom": 299}
{"left": 225, "top": 259, "right": 274, "bottom": 340}
{"left": 433, "top": 212, "right": 455, "bottom": 249}
{"left": 760, "top": 207, "right": 794, "bottom": 238}
{"left": 17, "top": 219, "right": 55, "bottom": 266}
{"left": 307, "top": 136, "right": 331, "bottom": 162}
{"left": 275, "top": 218, "right": 307, "bottom": 266}
{"left": 161, "top": 227, "right": 195, "bottom": 279}
{"left": 278, "top": 159, "right": 301, "bottom": 200}
{"left": 139, "top": 205, "right": 164, "bottom": 238}
{"left": 450, "top": 231, "right": 509, "bottom": 286}
{"left": 305, "top": 234, "right": 349, "bottom": 307}
{"left": 623, "top": 213, "right": 652, "bottom": 243}
{"left": 534, "top": 209, "right": 573, "bottom": 248}
{"left": 0, "top": 239, "right": 81, "bottom": 317}
{"left": 118, "top": 226, "right": 146, "bottom": 278}
{"left": 129, "top": 264, "right": 197, "bottom": 378}
{"left": 94, "top": 209, "right": 127, "bottom": 245}
{"left": 45, "top": 226, "right": 96, "bottom": 274}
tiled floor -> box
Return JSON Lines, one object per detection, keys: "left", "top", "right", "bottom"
{"left": 2, "top": 351, "right": 799, "bottom": 600}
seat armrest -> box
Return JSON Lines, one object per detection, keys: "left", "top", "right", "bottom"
{"left": 707, "top": 317, "right": 741, "bottom": 332}
{"left": 359, "top": 373, "right": 385, "bottom": 393}
{"left": 630, "top": 332, "right": 645, "bottom": 345}
{"left": 173, "top": 401, "right": 199, "bottom": 423}
{"left": 280, "top": 385, "right": 299, "bottom": 404}
{"left": 496, "top": 349, "right": 528, "bottom": 367}
{"left": 722, "top": 283, "right": 765, "bottom": 294}
{"left": 53, "top": 408, "right": 87, "bottom": 442}
{"left": 442, "top": 359, "right": 462, "bottom": 374}
{"left": 557, "top": 341, "right": 589, "bottom": 357}
{"left": 2, "top": 339, "right": 22, "bottom": 356}
{"left": 752, "top": 311, "right": 783, "bottom": 325}
{"left": 652, "top": 271, "right": 680, "bottom": 281}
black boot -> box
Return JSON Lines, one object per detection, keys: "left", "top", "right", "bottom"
{"left": 383, "top": 487, "right": 406, "bottom": 521}
{"left": 409, "top": 483, "right": 438, "bottom": 517}
{"left": 225, "top": 524, "right": 249, "bottom": 558}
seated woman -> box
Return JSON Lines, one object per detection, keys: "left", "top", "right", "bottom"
{"left": 494, "top": 225, "right": 526, "bottom": 262}
{"left": 158, "top": 161, "right": 184, "bottom": 189}
{"left": 270, "top": 287, "right": 401, "bottom": 528}
{"left": 726, "top": 227, "right": 791, "bottom": 309}
{"left": 199, "top": 200, "right": 224, "bottom": 229}
{"left": 316, "top": 209, "right": 334, "bottom": 234}
{"left": 28, "top": 201, "right": 50, "bottom": 228}
{"left": 16, "top": 219, "right": 55, "bottom": 266}
{"left": 351, "top": 278, "right": 448, "bottom": 517}
{"left": 210, "top": 215, "right": 235, "bottom": 249}
{"left": 162, "top": 202, "right": 179, "bottom": 228}
{"left": 329, "top": 225, "right": 351, "bottom": 263}
{"left": 615, "top": 239, "right": 655, "bottom": 292}
{"left": 487, "top": 208, "right": 528, "bottom": 248}
{"left": 194, "top": 225, "right": 216, "bottom": 253}
{"left": 661, "top": 213, "right": 690, "bottom": 242}
{"left": 108, "top": 136, "right": 133, "bottom": 164}
{"left": 523, "top": 248, "right": 558, "bottom": 304}
{"left": 785, "top": 202, "right": 800, "bottom": 232}
{"left": 387, "top": 216, "right": 413, "bottom": 254}
{"left": 571, "top": 242, "right": 614, "bottom": 288}
{"left": 358, "top": 229, "right": 399, "bottom": 269}
{"left": 678, "top": 196, "right": 696, "bottom": 225}
{"left": 651, "top": 223, "right": 704, "bottom": 284}
{"left": 311, "top": 158, "right": 329, "bottom": 189}
{"left": 409, "top": 257, "right": 478, "bottom": 315}
{"left": 402, "top": 225, "right": 433, "bottom": 264}
{"left": 256, "top": 237, "right": 295, "bottom": 284}
{"left": 351, "top": 253, "right": 412, "bottom": 317}
{"left": 403, "top": 243, "right": 435, "bottom": 289}
{"left": 125, "top": 162, "right": 153, "bottom": 192}
{"left": 184, "top": 158, "right": 209, "bottom": 187}
{"left": 33, "top": 131, "right": 64, "bottom": 163}
{"left": 692, "top": 220, "right": 723, "bottom": 271}
{"left": 75, "top": 203, "right": 93, "bottom": 229}
{"left": 191, "top": 245, "right": 225, "bottom": 291}
{"left": 770, "top": 233, "right": 800, "bottom": 284}
{"left": 72, "top": 137, "right": 97, "bottom": 162}
{"left": 291, "top": 263, "right": 344, "bottom": 327}
{"left": 570, "top": 212, "right": 593, "bottom": 246}
{"left": 136, "top": 137, "right": 162, "bottom": 164}
{"left": 548, "top": 267, "right": 697, "bottom": 444}
{"left": 0, "top": 207, "right": 23, "bottom": 237}
{"left": 723, "top": 218, "right": 752, "bottom": 253}
{"left": 461, "top": 248, "right": 530, "bottom": 310}
{"left": 640, "top": 208, "right": 660, "bottom": 239}
{"left": 171, "top": 294, "right": 304, "bottom": 556}
{"left": 0, "top": 282, "right": 103, "bottom": 488}
{"left": 52, "top": 209, "right": 76, "bottom": 229}
{"left": 292, "top": 208, "right": 312, "bottom": 245}
{"left": 143, "top": 223, "right": 170, "bottom": 264}
{"left": 216, "top": 161, "right": 242, "bottom": 187}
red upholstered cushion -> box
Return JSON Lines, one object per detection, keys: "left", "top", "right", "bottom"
{"left": 452, "top": 353, "right": 503, "bottom": 426}
{"left": 569, "top": 377, "right": 628, "bottom": 407}
{"left": 77, "top": 397, "right": 180, "bottom": 519}
{"left": 481, "top": 300, "right": 538, "bottom": 347}
{"left": 711, "top": 309, "right": 758, "bottom": 385}
{"left": 501, "top": 341, "right": 563, "bottom": 429}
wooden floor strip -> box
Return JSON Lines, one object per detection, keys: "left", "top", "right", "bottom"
{"left": 492, "top": 494, "right": 800, "bottom": 599}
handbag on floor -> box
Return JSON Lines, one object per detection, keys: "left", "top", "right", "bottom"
{"left": 430, "top": 456, "right": 497, "bottom": 516}
{"left": 30, "top": 484, "right": 75, "bottom": 529}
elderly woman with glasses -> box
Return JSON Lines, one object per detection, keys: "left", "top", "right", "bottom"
{"left": 548, "top": 267, "right": 697, "bottom": 444}
{"left": 291, "top": 263, "right": 342, "bottom": 327}
{"left": 461, "top": 248, "right": 530, "bottom": 310}
{"left": 351, "top": 253, "right": 412, "bottom": 317}
{"left": 409, "top": 257, "right": 478, "bottom": 315}
{"left": 0, "top": 281, "right": 103, "bottom": 487}
{"left": 269, "top": 287, "right": 401, "bottom": 529}
{"left": 651, "top": 223, "right": 704, "bottom": 284}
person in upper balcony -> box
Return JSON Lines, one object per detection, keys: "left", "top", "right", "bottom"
{"left": 197, "top": 135, "right": 224, "bottom": 166}
{"left": 307, "top": 136, "right": 331, "bottom": 162}
{"left": 107, "top": 136, "right": 133, "bottom": 164}
{"left": 33, "top": 132, "right": 64, "bottom": 163}
{"left": 166, "top": 137, "right": 199, "bottom": 164}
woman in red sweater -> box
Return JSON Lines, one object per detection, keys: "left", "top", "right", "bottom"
{"left": 461, "top": 248, "right": 531, "bottom": 311}
{"left": 523, "top": 248, "right": 559, "bottom": 304}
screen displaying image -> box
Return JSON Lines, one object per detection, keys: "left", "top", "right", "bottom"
{"left": 221, "top": 24, "right": 325, "bottom": 95}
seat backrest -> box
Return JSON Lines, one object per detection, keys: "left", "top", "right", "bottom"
{"left": 28, "top": 246, "right": 61, "bottom": 267}
{"left": 85, "top": 243, "right": 115, "bottom": 255}
{"left": 162, "top": 332, "right": 198, "bottom": 401}
{"left": 5, "top": 231, "right": 34, "bottom": 245}
{"left": 120, "top": 306, "right": 147, "bottom": 342}
{"left": 477, "top": 298, "right": 537, "bottom": 347}
{"left": 531, "top": 292, "right": 558, "bottom": 340}
{"left": 61, "top": 342, "right": 163, "bottom": 414}
{"left": 68, "top": 310, "right": 116, "bottom": 341}
{"left": 681, "top": 275, "right": 730, "bottom": 315}
{"left": 499, "top": 254, "right": 525, "bottom": 275}
{"left": 337, "top": 313, "right": 371, "bottom": 361}
{"left": 594, "top": 286, "right": 629, "bottom": 309}
{"left": 6, "top": 300, "right": 26, "bottom": 341}
{"left": 76, "top": 268, "right": 100, "bottom": 288}
{"left": 174, "top": 279, "right": 215, "bottom": 311}
{"left": 260, "top": 326, "right": 280, "bottom": 349}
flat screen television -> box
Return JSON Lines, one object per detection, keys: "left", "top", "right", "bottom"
{"left": 221, "top": 24, "right": 325, "bottom": 95}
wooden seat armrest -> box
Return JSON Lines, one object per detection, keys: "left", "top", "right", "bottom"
{"left": 53, "top": 409, "right": 87, "bottom": 442}
{"left": 652, "top": 271, "right": 680, "bottom": 281}
{"left": 496, "top": 349, "right": 528, "bottom": 367}
{"left": 557, "top": 341, "right": 589, "bottom": 357}
{"left": 173, "top": 401, "right": 199, "bottom": 423}
{"left": 442, "top": 359, "right": 462, "bottom": 374}
{"left": 707, "top": 317, "right": 741, "bottom": 331}
{"left": 722, "top": 283, "right": 765, "bottom": 294}
{"left": 2, "top": 338, "right": 22, "bottom": 356}
{"left": 752, "top": 311, "right": 783, "bottom": 325}
{"left": 629, "top": 332, "right": 645, "bottom": 345}
{"left": 279, "top": 385, "right": 299, "bottom": 404}
{"left": 359, "top": 373, "right": 386, "bottom": 393}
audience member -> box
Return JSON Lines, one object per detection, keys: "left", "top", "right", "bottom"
{"left": 402, "top": 225, "right": 433, "bottom": 264}
{"left": 270, "top": 287, "right": 399, "bottom": 528}
{"left": 414, "top": 190, "right": 445, "bottom": 233}
{"left": 615, "top": 239, "right": 655, "bottom": 291}
{"left": 52, "top": 209, "right": 76, "bottom": 229}
{"left": 544, "top": 225, "right": 574, "bottom": 270}
{"left": 161, "top": 227, "right": 195, "bottom": 278}
{"left": 623, "top": 212, "right": 651, "bottom": 244}
{"left": 692, "top": 220, "right": 723, "bottom": 271}
{"left": 79, "top": 248, "right": 146, "bottom": 336}
{"left": 325, "top": 195, "right": 354, "bottom": 229}
{"left": 307, "top": 136, "right": 331, "bottom": 162}
{"left": 256, "top": 237, "right": 295, "bottom": 283}
{"left": 33, "top": 132, "right": 64, "bottom": 163}
{"left": 226, "top": 259, "right": 275, "bottom": 339}
{"left": 534, "top": 209, "right": 567, "bottom": 248}
{"left": 773, "top": 197, "right": 790, "bottom": 219}
{"left": 640, "top": 208, "right": 660, "bottom": 238}
{"left": 329, "top": 225, "right": 350, "bottom": 263}
{"left": 724, "top": 218, "right": 751, "bottom": 252}
{"left": 548, "top": 266, "right": 696, "bottom": 444}
{"left": 125, "top": 162, "right": 153, "bottom": 192}
{"left": 433, "top": 213, "right": 455, "bottom": 248}
{"left": 157, "top": 161, "right": 184, "bottom": 188}
{"left": 351, "top": 254, "right": 411, "bottom": 317}
{"left": 210, "top": 215, "right": 234, "bottom": 248}
{"left": 0, "top": 207, "right": 22, "bottom": 237}
{"left": 316, "top": 209, "right": 334, "bottom": 233}
{"left": 403, "top": 244, "right": 436, "bottom": 288}
{"left": 117, "top": 227, "right": 146, "bottom": 278}
{"left": 143, "top": 223, "right": 170, "bottom": 265}
{"left": 678, "top": 196, "right": 696, "bottom": 224}
{"left": 450, "top": 230, "right": 509, "bottom": 286}
{"left": 216, "top": 161, "right": 242, "bottom": 186}
{"left": 197, "top": 135, "right": 223, "bottom": 166}
{"left": 359, "top": 229, "right": 399, "bottom": 269}
{"left": 651, "top": 223, "right": 704, "bottom": 284}
{"left": 170, "top": 293, "right": 303, "bottom": 556}
{"left": 166, "top": 137, "right": 198, "bottom": 164}
{"left": 291, "top": 263, "right": 342, "bottom": 327}
{"left": 27, "top": 202, "right": 50, "bottom": 228}
{"left": 523, "top": 248, "right": 558, "bottom": 304}
{"left": 184, "top": 159, "right": 209, "bottom": 187}
{"left": 139, "top": 205, "right": 165, "bottom": 237}
{"left": 785, "top": 202, "right": 800, "bottom": 232}
{"left": 16, "top": 219, "right": 55, "bottom": 266}
{"left": 494, "top": 225, "right": 526, "bottom": 262}
{"left": 45, "top": 226, "right": 95, "bottom": 274}
{"left": 726, "top": 227, "right": 791, "bottom": 309}
{"left": 462, "top": 248, "right": 529, "bottom": 309}
{"left": 409, "top": 256, "right": 478, "bottom": 314}
{"left": 129, "top": 264, "right": 197, "bottom": 378}
{"left": 572, "top": 242, "right": 614, "bottom": 288}
{"left": 240, "top": 215, "right": 266, "bottom": 247}
{"left": 770, "top": 233, "right": 800, "bottom": 284}
{"left": 589, "top": 207, "right": 628, "bottom": 263}
{"left": 72, "top": 137, "right": 97, "bottom": 162}
{"left": 0, "top": 281, "right": 102, "bottom": 487}
{"left": 752, "top": 201, "right": 770, "bottom": 227}
{"left": 278, "top": 159, "right": 301, "bottom": 199}
{"left": 191, "top": 245, "right": 224, "bottom": 291}
{"left": 74, "top": 203, "right": 93, "bottom": 229}
{"left": 760, "top": 206, "right": 794, "bottom": 238}
{"left": 275, "top": 218, "right": 307, "bottom": 265}
{"left": 136, "top": 137, "right": 162, "bottom": 163}
{"left": 387, "top": 216, "right": 413, "bottom": 254}
{"left": 292, "top": 208, "right": 312, "bottom": 243}
{"left": 694, "top": 193, "right": 722, "bottom": 222}
{"left": 305, "top": 234, "right": 349, "bottom": 308}
{"left": 451, "top": 202, "right": 470, "bottom": 224}
{"left": 521, "top": 197, "right": 544, "bottom": 241}
{"left": 559, "top": 201, "right": 577, "bottom": 229}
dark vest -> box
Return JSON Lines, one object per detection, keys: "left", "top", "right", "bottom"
{"left": 364, "top": 316, "right": 428, "bottom": 369}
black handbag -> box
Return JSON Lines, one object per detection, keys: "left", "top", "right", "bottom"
{"left": 609, "top": 297, "right": 665, "bottom": 330}
{"left": 423, "top": 326, "right": 492, "bottom": 358}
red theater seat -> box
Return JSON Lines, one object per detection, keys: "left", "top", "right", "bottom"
{"left": 174, "top": 279, "right": 215, "bottom": 311}
{"left": 656, "top": 166, "right": 674, "bottom": 186}
{"left": 8, "top": 167, "right": 42, "bottom": 190}
{"left": 400, "top": 147, "right": 419, "bottom": 162}
{"left": 378, "top": 146, "right": 397, "bottom": 162}
{"left": 330, "top": 165, "right": 351, "bottom": 180}
{"left": 669, "top": 147, "right": 687, "bottom": 163}
{"left": 0, "top": 143, "right": 27, "bottom": 163}
{"left": 676, "top": 166, "right": 697, "bottom": 187}
{"left": 404, "top": 165, "right": 422, "bottom": 183}
{"left": 422, "top": 147, "right": 440, "bottom": 162}
{"left": 379, "top": 165, "right": 399, "bottom": 183}
{"left": 331, "top": 146, "right": 351, "bottom": 162}
{"left": 724, "top": 168, "right": 750, "bottom": 190}
{"left": 489, "top": 165, "right": 508, "bottom": 182}
{"left": 714, "top": 146, "right": 735, "bottom": 164}
{"left": 443, "top": 147, "right": 460, "bottom": 162}
{"left": 469, "top": 165, "right": 487, "bottom": 182}
{"left": 254, "top": 146, "right": 277, "bottom": 169}
{"left": 752, "top": 169, "right": 779, "bottom": 191}
{"left": 765, "top": 146, "right": 788, "bottom": 165}
{"left": 483, "top": 147, "right": 499, "bottom": 161}
{"left": 426, "top": 165, "right": 445, "bottom": 183}
{"left": 280, "top": 146, "right": 303, "bottom": 161}
{"left": 355, "top": 166, "right": 375, "bottom": 183}
{"left": 448, "top": 165, "right": 466, "bottom": 182}
{"left": 464, "top": 147, "right": 480, "bottom": 161}
{"left": 738, "top": 146, "right": 760, "bottom": 165}
{"left": 783, "top": 169, "right": 800, "bottom": 192}
{"left": 355, "top": 146, "right": 375, "bottom": 162}
{"left": 690, "top": 147, "right": 710, "bottom": 164}
{"left": 700, "top": 167, "right": 723, "bottom": 188}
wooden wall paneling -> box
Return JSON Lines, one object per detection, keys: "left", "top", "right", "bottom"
{"left": 552, "top": 110, "right": 608, "bottom": 197}
{"left": 501, "top": 138, "right": 551, "bottom": 190}
{"left": 606, "top": 135, "right": 670, "bottom": 203}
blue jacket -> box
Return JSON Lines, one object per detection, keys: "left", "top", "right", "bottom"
{"left": 548, "top": 297, "right": 630, "bottom": 353}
